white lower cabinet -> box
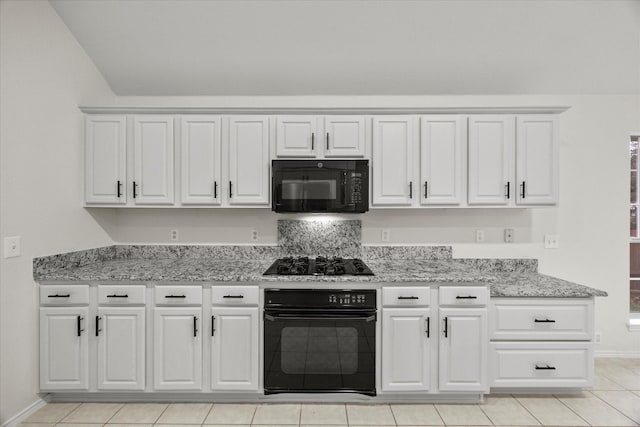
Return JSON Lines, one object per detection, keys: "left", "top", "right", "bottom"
{"left": 40, "top": 307, "right": 89, "bottom": 390}
{"left": 96, "top": 307, "right": 145, "bottom": 390}
{"left": 153, "top": 307, "right": 202, "bottom": 390}
{"left": 438, "top": 307, "right": 488, "bottom": 392}
{"left": 381, "top": 307, "right": 431, "bottom": 391}
{"left": 210, "top": 306, "right": 259, "bottom": 391}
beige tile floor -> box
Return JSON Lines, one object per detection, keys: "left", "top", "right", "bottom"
{"left": 21, "top": 358, "right": 640, "bottom": 427}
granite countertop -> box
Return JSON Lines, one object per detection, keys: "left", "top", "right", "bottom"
{"left": 33, "top": 256, "right": 608, "bottom": 298}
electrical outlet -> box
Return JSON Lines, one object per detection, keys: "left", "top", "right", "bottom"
{"left": 544, "top": 234, "right": 559, "bottom": 249}
{"left": 3, "top": 236, "right": 21, "bottom": 258}
{"left": 595, "top": 332, "right": 602, "bottom": 344}
{"left": 504, "top": 228, "right": 514, "bottom": 243}
{"left": 251, "top": 230, "right": 259, "bottom": 242}
{"left": 170, "top": 229, "right": 179, "bottom": 242}
{"left": 476, "top": 230, "right": 485, "bottom": 243}
{"left": 381, "top": 229, "right": 390, "bottom": 242}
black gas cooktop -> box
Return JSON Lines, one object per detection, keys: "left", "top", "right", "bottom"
{"left": 263, "top": 256, "right": 374, "bottom": 276}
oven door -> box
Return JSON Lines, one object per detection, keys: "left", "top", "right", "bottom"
{"left": 263, "top": 310, "right": 376, "bottom": 395}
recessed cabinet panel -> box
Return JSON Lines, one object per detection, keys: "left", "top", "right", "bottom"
{"left": 133, "top": 116, "right": 174, "bottom": 205}
{"left": 468, "top": 116, "right": 515, "bottom": 205}
{"left": 85, "top": 115, "right": 127, "bottom": 205}
{"left": 276, "top": 116, "right": 317, "bottom": 157}
{"left": 324, "top": 116, "right": 366, "bottom": 157}
{"left": 180, "top": 116, "right": 222, "bottom": 205}
{"left": 40, "top": 307, "right": 89, "bottom": 390}
{"left": 228, "top": 116, "right": 270, "bottom": 205}
{"left": 516, "top": 115, "right": 558, "bottom": 205}
{"left": 97, "top": 307, "right": 145, "bottom": 390}
{"left": 420, "top": 116, "right": 463, "bottom": 205}
{"left": 372, "top": 116, "right": 414, "bottom": 206}
{"left": 381, "top": 308, "right": 431, "bottom": 391}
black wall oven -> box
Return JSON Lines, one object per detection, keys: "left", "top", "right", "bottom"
{"left": 263, "top": 289, "right": 376, "bottom": 395}
{"left": 272, "top": 160, "right": 369, "bottom": 213}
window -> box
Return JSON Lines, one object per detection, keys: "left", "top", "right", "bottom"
{"left": 630, "top": 135, "right": 640, "bottom": 313}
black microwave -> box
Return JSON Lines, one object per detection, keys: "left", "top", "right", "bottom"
{"left": 272, "top": 160, "right": 369, "bottom": 213}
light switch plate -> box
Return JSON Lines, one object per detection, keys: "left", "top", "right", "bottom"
{"left": 4, "top": 236, "right": 21, "bottom": 258}
{"left": 544, "top": 234, "right": 559, "bottom": 249}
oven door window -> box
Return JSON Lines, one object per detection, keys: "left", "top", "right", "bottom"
{"left": 281, "top": 325, "right": 358, "bottom": 375}
{"left": 281, "top": 179, "right": 337, "bottom": 201}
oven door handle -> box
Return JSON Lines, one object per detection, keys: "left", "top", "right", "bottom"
{"left": 264, "top": 313, "right": 376, "bottom": 322}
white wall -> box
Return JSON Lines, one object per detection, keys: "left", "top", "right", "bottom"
{"left": 101, "top": 94, "right": 640, "bottom": 356}
{"left": 0, "top": 1, "right": 116, "bottom": 423}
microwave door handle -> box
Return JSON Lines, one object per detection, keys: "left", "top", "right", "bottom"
{"left": 342, "top": 171, "right": 347, "bottom": 205}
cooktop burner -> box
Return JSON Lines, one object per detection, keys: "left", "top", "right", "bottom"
{"left": 263, "top": 256, "right": 374, "bottom": 276}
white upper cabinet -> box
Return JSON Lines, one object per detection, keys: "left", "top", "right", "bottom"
{"left": 133, "top": 116, "right": 175, "bottom": 205}
{"left": 324, "top": 116, "right": 366, "bottom": 157}
{"left": 276, "top": 116, "right": 318, "bottom": 157}
{"left": 180, "top": 116, "right": 222, "bottom": 205}
{"left": 468, "top": 115, "right": 516, "bottom": 205}
{"left": 228, "top": 116, "right": 270, "bottom": 205}
{"left": 420, "top": 115, "right": 463, "bottom": 205}
{"left": 516, "top": 115, "right": 559, "bottom": 205}
{"left": 85, "top": 115, "right": 127, "bottom": 205}
{"left": 372, "top": 116, "right": 415, "bottom": 206}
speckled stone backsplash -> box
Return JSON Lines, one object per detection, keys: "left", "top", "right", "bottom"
{"left": 114, "top": 245, "right": 282, "bottom": 260}
{"left": 278, "top": 219, "right": 361, "bottom": 257}
{"left": 362, "top": 246, "right": 452, "bottom": 261}
{"left": 456, "top": 258, "right": 538, "bottom": 273}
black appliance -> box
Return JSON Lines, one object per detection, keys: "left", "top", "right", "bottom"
{"left": 272, "top": 160, "right": 369, "bottom": 213}
{"left": 263, "top": 289, "right": 376, "bottom": 395}
{"left": 263, "top": 256, "right": 374, "bottom": 276}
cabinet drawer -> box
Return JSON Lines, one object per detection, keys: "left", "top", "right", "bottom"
{"left": 439, "top": 286, "right": 488, "bottom": 306}
{"left": 154, "top": 286, "right": 202, "bottom": 305}
{"left": 98, "top": 285, "right": 146, "bottom": 305}
{"left": 490, "top": 342, "right": 593, "bottom": 388}
{"left": 40, "top": 285, "right": 89, "bottom": 305}
{"left": 382, "top": 287, "right": 430, "bottom": 307}
{"left": 212, "top": 286, "right": 259, "bottom": 306}
{"left": 490, "top": 299, "right": 593, "bottom": 340}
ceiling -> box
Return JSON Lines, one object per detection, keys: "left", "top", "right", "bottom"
{"left": 49, "top": 0, "right": 640, "bottom": 96}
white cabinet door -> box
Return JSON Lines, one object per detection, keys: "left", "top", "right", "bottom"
{"left": 372, "top": 116, "right": 415, "bottom": 206}
{"left": 381, "top": 308, "right": 431, "bottom": 391}
{"left": 85, "top": 115, "right": 127, "bottom": 205}
{"left": 468, "top": 115, "right": 515, "bottom": 205}
{"left": 439, "top": 308, "right": 488, "bottom": 392}
{"left": 420, "top": 115, "right": 463, "bottom": 205}
{"left": 180, "top": 115, "right": 222, "bottom": 205}
{"left": 276, "top": 116, "right": 318, "bottom": 157}
{"left": 228, "top": 116, "right": 270, "bottom": 205}
{"left": 211, "top": 307, "right": 259, "bottom": 391}
{"left": 324, "top": 116, "right": 366, "bottom": 157}
{"left": 133, "top": 116, "right": 175, "bottom": 205}
{"left": 40, "top": 307, "right": 89, "bottom": 390}
{"left": 96, "top": 307, "right": 145, "bottom": 390}
{"left": 516, "top": 115, "right": 558, "bottom": 205}
{"left": 153, "top": 307, "right": 202, "bottom": 390}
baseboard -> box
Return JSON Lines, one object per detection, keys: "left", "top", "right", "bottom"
{"left": 1, "top": 397, "right": 48, "bottom": 427}
{"left": 595, "top": 350, "right": 640, "bottom": 358}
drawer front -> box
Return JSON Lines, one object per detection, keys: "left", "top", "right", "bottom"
{"left": 490, "top": 342, "right": 593, "bottom": 388}
{"left": 439, "top": 286, "right": 488, "bottom": 306}
{"left": 40, "top": 285, "right": 89, "bottom": 305}
{"left": 382, "top": 287, "right": 430, "bottom": 307}
{"left": 154, "top": 286, "right": 202, "bottom": 305}
{"left": 211, "top": 286, "right": 259, "bottom": 306}
{"left": 490, "top": 299, "right": 593, "bottom": 340}
{"left": 98, "top": 285, "right": 146, "bottom": 305}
